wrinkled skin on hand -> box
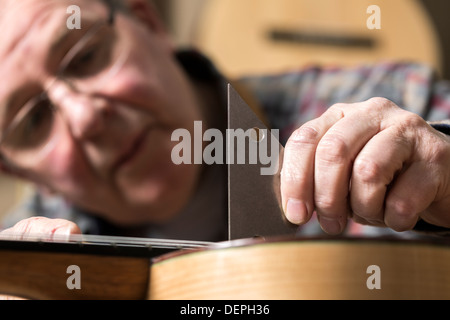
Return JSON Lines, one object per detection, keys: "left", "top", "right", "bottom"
{"left": 281, "top": 97, "right": 450, "bottom": 235}
{"left": 0, "top": 217, "right": 81, "bottom": 240}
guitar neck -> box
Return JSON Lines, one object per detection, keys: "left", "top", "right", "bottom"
{"left": 0, "top": 233, "right": 212, "bottom": 258}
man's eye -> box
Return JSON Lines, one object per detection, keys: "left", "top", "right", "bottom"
{"left": 16, "top": 100, "right": 54, "bottom": 148}
{"left": 77, "top": 47, "right": 96, "bottom": 65}
{"left": 59, "top": 25, "right": 115, "bottom": 81}
{"left": 64, "top": 43, "right": 105, "bottom": 77}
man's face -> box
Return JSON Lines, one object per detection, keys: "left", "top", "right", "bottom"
{"left": 0, "top": 0, "right": 204, "bottom": 226}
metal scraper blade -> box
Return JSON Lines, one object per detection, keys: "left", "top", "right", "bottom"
{"left": 227, "top": 84, "right": 298, "bottom": 240}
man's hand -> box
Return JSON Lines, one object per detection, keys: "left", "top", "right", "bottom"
{"left": 0, "top": 217, "right": 81, "bottom": 240}
{"left": 281, "top": 97, "right": 450, "bottom": 234}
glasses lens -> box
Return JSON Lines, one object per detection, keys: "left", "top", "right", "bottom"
{"left": 1, "top": 95, "right": 57, "bottom": 168}
{"left": 59, "top": 20, "right": 128, "bottom": 93}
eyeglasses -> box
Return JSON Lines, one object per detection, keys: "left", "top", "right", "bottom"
{"left": 0, "top": 4, "right": 129, "bottom": 169}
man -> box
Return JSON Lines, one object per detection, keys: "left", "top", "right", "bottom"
{"left": 1, "top": 0, "right": 450, "bottom": 241}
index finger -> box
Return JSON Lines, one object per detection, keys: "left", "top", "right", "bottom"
{"left": 280, "top": 106, "right": 345, "bottom": 225}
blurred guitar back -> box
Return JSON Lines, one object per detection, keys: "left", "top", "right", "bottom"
{"left": 192, "top": 0, "right": 443, "bottom": 78}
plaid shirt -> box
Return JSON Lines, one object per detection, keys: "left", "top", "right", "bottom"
{"left": 3, "top": 51, "right": 450, "bottom": 239}
{"left": 238, "top": 61, "right": 450, "bottom": 145}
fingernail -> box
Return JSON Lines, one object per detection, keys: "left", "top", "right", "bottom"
{"left": 318, "top": 215, "right": 342, "bottom": 235}
{"left": 285, "top": 199, "right": 308, "bottom": 225}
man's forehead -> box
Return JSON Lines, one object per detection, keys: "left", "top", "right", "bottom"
{"left": 1, "top": 1, "right": 64, "bottom": 48}
{"left": 0, "top": 0, "right": 105, "bottom": 11}
{"left": 1, "top": 0, "right": 72, "bottom": 21}
{"left": 0, "top": 0, "right": 106, "bottom": 25}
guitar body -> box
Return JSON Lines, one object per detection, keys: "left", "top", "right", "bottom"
{"left": 193, "top": 0, "right": 442, "bottom": 77}
{"left": 1, "top": 236, "right": 450, "bottom": 299}
{"left": 149, "top": 237, "right": 450, "bottom": 300}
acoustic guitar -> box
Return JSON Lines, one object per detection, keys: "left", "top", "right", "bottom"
{"left": 1, "top": 234, "right": 450, "bottom": 300}
{"left": 193, "top": 0, "right": 443, "bottom": 78}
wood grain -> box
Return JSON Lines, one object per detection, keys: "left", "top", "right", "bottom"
{"left": 148, "top": 240, "right": 450, "bottom": 299}
{"left": 0, "top": 250, "right": 150, "bottom": 300}
{"left": 3, "top": 238, "right": 450, "bottom": 299}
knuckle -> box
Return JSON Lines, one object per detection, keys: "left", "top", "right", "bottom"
{"left": 315, "top": 195, "right": 337, "bottom": 212}
{"left": 316, "top": 134, "right": 349, "bottom": 164}
{"left": 392, "top": 112, "right": 426, "bottom": 139}
{"left": 366, "top": 97, "right": 395, "bottom": 110}
{"left": 385, "top": 197, "right": 417, "bottom": 231}
{"left": 287, "top": 125, "right": 320, "bottom": 147}
{"left": 401, "top": 112, "right": 425, "bottom": 128}
{"left": 387, "top": 197, "right": 414, "bottom": 217}
{"left": 353, "top": 157, "right": 384, "bottom": 185}
{"left": 328, "top": 102, "right": 348, "bottom": 113}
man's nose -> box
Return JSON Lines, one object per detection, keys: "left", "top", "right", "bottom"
{"left": 48, "top": 82, "right": 110, "bottom": 140}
